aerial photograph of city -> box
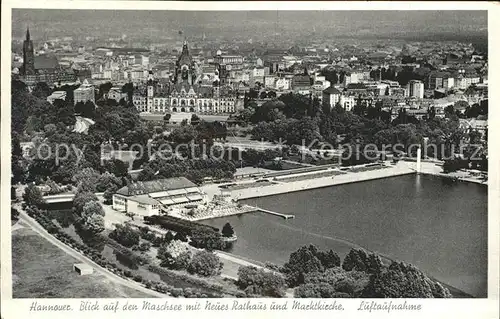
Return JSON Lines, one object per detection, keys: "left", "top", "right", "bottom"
{"left": 9, "top": 8, "right": 488, "bottom": 300}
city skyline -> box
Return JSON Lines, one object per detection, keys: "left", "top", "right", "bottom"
{"left": 12, "top": 10, "right": 487, "bottom": 43}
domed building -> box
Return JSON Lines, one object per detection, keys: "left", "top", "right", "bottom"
{"left": 132, "top": 41, "right": 243, "bottom": 114}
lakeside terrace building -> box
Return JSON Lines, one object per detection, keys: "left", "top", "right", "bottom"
{"left": 132, "top": 42, "right": 243, "bottom": 114}
{"left": 112, "top": 177, "right": 208, "bottom": 217}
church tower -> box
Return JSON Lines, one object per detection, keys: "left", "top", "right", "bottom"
{"left": 23, "top": 27, "right": 35, "bottom": 76}
{"left": 175, "top": 40, "right": 195, "bottom": 85}
{"left": 146, "top": 70, "right": 154, "bottom": 112}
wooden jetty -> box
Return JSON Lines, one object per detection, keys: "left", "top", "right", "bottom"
{"left": 250, "top": 206, "right": 295, "bottom": 219}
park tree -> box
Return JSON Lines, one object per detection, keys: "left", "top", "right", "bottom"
{"left": 81, "top": 201, "right": 105, "bottom": 217}
{"left": 361, "top": 261, "right": 451, "bottom": 298}
{"left": 103, "top": 186, "right": 118, "bottom": 205}
{"left": 187, "top": 250, "right": 223, "bottom": 277}
{"left": 98, "top": 82, "right": 113, "bottom": 99}
{"left": 342, "top": 248, "right": 383, "bottom": 274}
{"left": 109, "top": 224, "right": 141, "bottom": 247}
{"left": 121, "top": 82, "right": 135, "bottom": 105}
{"left": 72, "top": 167, "right": 101, "bottom": 192}
{"left": 11, "top": 208, "right": 20, "bottom": 222}
{"left": 189, "top": 228, "right": 225, "bottom": 251}
{"left": 163, "top": 113, "right": 172, "bottom": 123}
{"left": 157, "top": 240, "right": 192, "bottom": 269}
{"left": 294, "top": 267, "right": 370, "bottom": 298}
{"left": 221, "top": 222, "right": 235, "bottom": 237}
{"left": 191, "top": 114, "right": 201, "bottom": 126}
{"left": 164, "top": 231, "right": 175, "bottom": 243}
{"left": 23, "top": 184, "right": 45, "bottom": 208}
{"left": 316, "top": 249, "right": 341, "bottom": 269}
{"left": 102, "top": 159, "right": 129, "bottom": 178}
{"left": 32, "top": 82, "right": 51, "bottom": 99}
{"left": 96, "top": 171, "right": 122, "bottom": 192}
{"left": 73, "top": 191, "right": 99, "bottom": 215}
{"left": 174, "top": 231, "right": 188, "bottom": 242}
{"left": 235, "top": 107, "right": 255, "bottom": 124}
{"left": 79, "top": 208, "right": 105, "bottom": 234}
{"left": 237, "top": 266, "right": 286, "bottom": 297}
{"left": 82, "top": 101, "right": 96, "bottom": 119}
{"left": 281, "top": 245, "right": 326, "bottom": 287}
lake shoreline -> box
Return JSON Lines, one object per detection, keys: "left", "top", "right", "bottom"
{"left": 229, "top": 163, "right": 415, "bottom": 201}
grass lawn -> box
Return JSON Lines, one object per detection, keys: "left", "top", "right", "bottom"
{"left": 11, "top": 224, "right": 150, "bottom": 298}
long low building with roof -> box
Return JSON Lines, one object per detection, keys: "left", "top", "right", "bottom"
{"left": 112, "top": 177, "right": 208, "bottom": 216}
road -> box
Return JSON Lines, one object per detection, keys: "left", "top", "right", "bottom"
{"left": 215, "top": 251, "right": 265, "bottom": 270}
{"left": 16, "top": 206, "right": 167, "bottom": 298}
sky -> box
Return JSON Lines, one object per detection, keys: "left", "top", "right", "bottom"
{"left": 11, "top": 10, "right": 487, "bottom": 43}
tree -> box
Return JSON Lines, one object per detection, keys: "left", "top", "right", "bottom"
{"left": 163, "top": 113, "right": 172, "bottom": 123}
{"left": 103, "top": 186, "right": 118, "bottom": 205}
{"left": 109, "top": 224, "right": 140, "bottom": 247}
{"left": 174, "top": 231, "right": 188, "bottom": 242}
{"left": 189, "top": 228, "right": 225, "bottom": 251}
{"left": 281, "top": 245, "right": 326, "bottom": 287}
{"left": 187, "top": 250, "right": 223, "bottom": 277}
{"left": 98, "top": 82, "right": 113, "bottom": 99}
{"left": 138, "top": 242, "right": 152, "bottom": 252}
{"left": 191, "top": 114, "right": 201, "bottom": 126}
{"left": 102, "top": 159, "right": 128, "bottom": 177}
{"left": 221, "top": 222, "right": 234, "bottom": 237}
{"left": 157, "top": 240, "right": 192, "bottom": 269}
{"left": 96, "top": 171, "right": 122, "bottom": 192}
{"left": 72, "top": 167, "right": 101, "bottom": 192}
{"left": 11, "top": 208, "right": 20, "bottom": 222}
{"left": 294, "top": 267, "right": 369, "bottom": 298}
{"left": 73, "top": 191, "right": 99, "bottom": 215}
{"left": 362, "top": 261, "right": 451, "bottom": 298}
{"left": 32, "top": 82, "right": 51, "bottom": 99}
{"left": 342, "top": 249, "right": 383, "bottom": 274}
{"left": 79, "top": 209, "right": 105, "bottom": 234}
{"left": 82, "top": 101, "right": 96, "bottom": 118}
{"left": 237, "top": 266, "right": 286, "bottom": 297}
{"left": 81, "top": 201, "right": 105, "bottom": 217}
{"left": 23, "top": 184, "right": 45, "bottom": 208}
{"left": 121, "top": 82, "right": 135, "bottom": 105}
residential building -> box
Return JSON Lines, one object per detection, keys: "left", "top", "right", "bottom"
{"left": 322, "top": 86, "right": 342, "bottom": 108}
{"left": 406, "top": 80, "right": 424, "bottom": 99}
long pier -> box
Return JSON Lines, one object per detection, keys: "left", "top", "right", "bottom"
{"left": 251, "top": 206, "right": 295, "bottom": 219}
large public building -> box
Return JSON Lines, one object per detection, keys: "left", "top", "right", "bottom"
{"left": 18, "top": 28, "right": 77, "bottom": 85}
{"left": 132, "top": 41, "right": 243, "bottom": 114}
{"left": 112, "top": 177, "right": 208, "bottom": 217}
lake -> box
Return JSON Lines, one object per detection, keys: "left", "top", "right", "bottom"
{"left": 201, "top": 174, "right": 488, "bottom": 297}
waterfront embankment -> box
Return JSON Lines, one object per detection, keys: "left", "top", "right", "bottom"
{"left": 404, "top": 160, "right": 488, "bottom": 185}
{"left": 228, "top": 162, "right": 415, "bottom": 200}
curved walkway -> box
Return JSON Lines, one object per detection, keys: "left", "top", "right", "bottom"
{"left": 17, "top": 208, "right": 167, "bottom": 298}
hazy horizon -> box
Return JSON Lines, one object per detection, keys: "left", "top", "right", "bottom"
{"left": 12, "top": 10, "right": 487, "bottom": 43}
